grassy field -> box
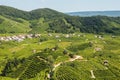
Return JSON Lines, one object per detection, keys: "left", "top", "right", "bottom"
{"left": 0, "top": 33, "right": 120, "bottom": 80}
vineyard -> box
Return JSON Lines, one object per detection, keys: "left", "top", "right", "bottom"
{"left": 0, "top": 33, "right": 120, "bottom": 80}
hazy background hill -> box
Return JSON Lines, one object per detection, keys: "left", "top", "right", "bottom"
{"left": 67, "top": 11, "right": 120, "bottom": 17}
{"left": 0, "top": 5, "right": 120, "bottom": 35}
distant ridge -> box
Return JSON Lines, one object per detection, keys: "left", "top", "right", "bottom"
{"left": 67, "top": 11, "right": 120, "bottom": 17}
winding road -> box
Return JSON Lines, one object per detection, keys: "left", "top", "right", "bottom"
{"left": 52, "top": 55, "right": 83, "bottom": 71}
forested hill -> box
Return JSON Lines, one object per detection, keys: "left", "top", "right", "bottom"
{"left": 0, "top": 5, "right": 30, "bottom": 20}
{"left": 0, "top": 5, "right": 66, "bottom": 20}
{"left": 0, "top": 5, "right": 120, "bottom": 35}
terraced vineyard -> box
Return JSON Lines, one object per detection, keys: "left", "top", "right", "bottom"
{"left": 0, "top": 33, "right": 120, "bottom": 80}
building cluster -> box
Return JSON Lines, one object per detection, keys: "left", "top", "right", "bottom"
{"left": 0, "top": 34, "right": 41, "bottom": 42}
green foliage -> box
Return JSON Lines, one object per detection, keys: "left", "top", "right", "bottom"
{"left": 0, "top": 18, "right": 4, "bottom": 24}
{"left": 94, "top": 70, "right": 115, "bottom": 77}
{"left": 1, "top": 53, "right": 50, "bottom": 79}
{"left": 0, "top": 33, "right": 120, "bottom": 80}
{"left": 48, "top": 18, "right": 74, "bottom": 33}
{"left": 30, "top": 8, "right": 66, "bottom": 20}
{"left": 39, "top": 36, "right": 48, "bottom": 42}
{"left": 80, "top": 17, "right": 107, "bottom": 33}
{"left": 0, "top": 16, "right": 31, "bottom": 34}
{"left": 19, "top": 60, "right": 49, "bottom": 80}
{"left": 0, "top": 5, "right": 120, "bottom": 80}
{"left": 54, "top": 66, "right": 81, "bottom": 80}
{"left": 108, "top": 65, "right": 120, "bottom": 77}
{"left": 1, "top": 58, "right": 25, "bottom": 76}
{"left": 67, "top": 43, "right": 91, "bottom": 52}
{"left": 0, "top": 5, "right": 120, "bottom": 34}
{"left": 0, "top": 5, "right": 30, "bottom": 20}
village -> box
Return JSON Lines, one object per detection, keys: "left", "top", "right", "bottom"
{"left": 0, "top": 34, "right": 41, "bottom": 42}
{"left": 0, "top": 33, "right": 116, "bottom": 42}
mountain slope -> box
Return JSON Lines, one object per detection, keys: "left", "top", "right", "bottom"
{"left": 0, "top": 5, "right": 30, "bottom": 20}
{"left": 45, "top": 16, "right": 120, "bottom": 34}
{"left": 0, "top": 15, "right": 31, "bottom": 33}
{"left": 30, "top": 8, "right": 67, "bottom": 20}
{"left": 0, "top": 5, "right": 120, "bottom": 35}
{"left": 0, "top": 5, "right": 67, "bottom": 20}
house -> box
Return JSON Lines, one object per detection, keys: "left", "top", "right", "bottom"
{"left": 48, "top": 33, "right": 52, "bottom": 36}
{"left": 95, "top": 48, "right": 102, "bottom": 51}
{"left": 55, "top": 35, "right": 60, "bottom": 38}
{"left": 111, "top": 36, "right": 116, "bottom": 38}
{"left": 103, "top": 60, "right": 108, "bottom": 65}
{"left": 58, "top": 39, "right": 61, "bottom": 42}
{"left": 66, "top": 34, "right": 70, "bottom": 38}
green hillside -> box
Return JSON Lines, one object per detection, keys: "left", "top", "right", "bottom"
{"left": 0, "top": 5, "right": 30, "bottom": 20}
{"left": 64, "top": 16, "right": 120, "bottom": 34}
{"left": 0, "top": 5, "right": 120, "bottom": 80}
{"left": 0, "top": 5, "right": 120, "bottom": 34}
{"left": 0, "top": 33, "right": 120, "bottom": 80}
{"left": 0, "top": 15, "right": 31, "bottom": 33}
{"left": 30, "top": 8, "right": 66, "bottom": 20}
{"left": 0, "top": 5, "right": 66, "bottom": 20}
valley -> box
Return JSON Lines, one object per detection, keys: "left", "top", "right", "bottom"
{"left": 0, "top": 5, "right": 120, "bottom": 80}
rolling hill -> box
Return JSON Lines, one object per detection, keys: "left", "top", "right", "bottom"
{"left": 0, "top": 33, "right": 120, "bottom": 80}
{"left": 0, "top": 5, "right": 120, "bottom": 35}
{"left": 0, "top": 15, "right": 31, "bottom": 33}
{"left": 0, "top": 5, "right": 120, "bottom": 80}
